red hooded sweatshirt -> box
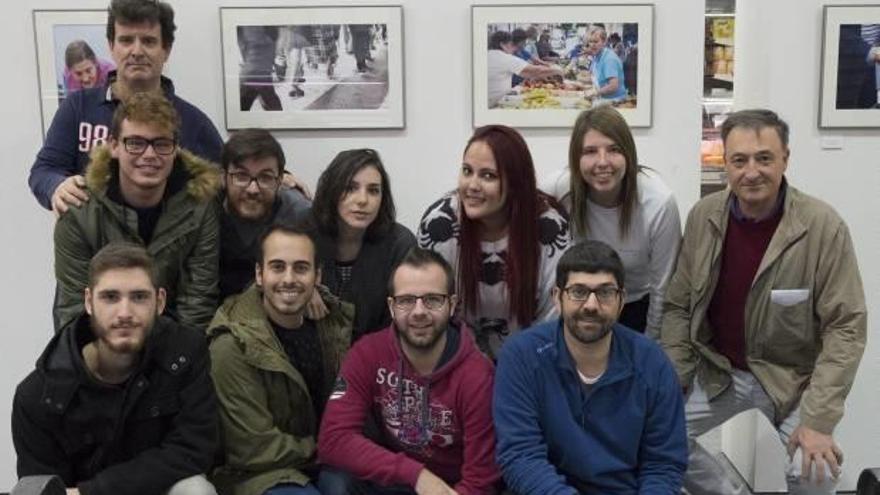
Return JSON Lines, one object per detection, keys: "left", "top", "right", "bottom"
{"left": 318, "top": 323, "right": 499, "bottom": 494}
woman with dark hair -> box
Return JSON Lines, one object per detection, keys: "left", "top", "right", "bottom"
{"left": 417, "top": 125, "right": 570, "bottom": 358}
{"left": 310, "top": 148, "right": 416, "bottom": 340}
{"left": 542, "top": 106, "right": 681, "bottom": 337}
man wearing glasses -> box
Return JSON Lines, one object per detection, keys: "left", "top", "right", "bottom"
{"left": 54, "top": 91, "right": 221, "bottom": 332}
{"left": 29, "top": 0, "right": 223, "bottom": 214}
{"left": 218, "top": 129, "right": 310, "bottom": 300}
{"left": 493, "top": 240, "right": 687, "bottom": 494}
{"left": 318, "top": 248, "right": 500, "bottom": 495}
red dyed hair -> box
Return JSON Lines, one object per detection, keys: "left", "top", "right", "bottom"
{"left": 458, "top": 125, "right": 549, "bottom": 327}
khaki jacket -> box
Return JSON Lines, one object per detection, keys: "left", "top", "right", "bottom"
{"left": 661, "top": 184, "right": 866, "bottom": 434}
{"left": 207, "top": 285, "right": 353, "bottom": 495}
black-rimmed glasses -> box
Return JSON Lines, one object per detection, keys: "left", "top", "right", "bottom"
{"left": 227, "top": 171, "right": 281, "bottom": 190}
{"left": 562, "top": 285, "right": 621, "bottom": 305}
{"left": 122, "top": 136, "right": 177, "bottom": 155}
{"left": 391, "top": 294, "right": 449, "bottom": 311}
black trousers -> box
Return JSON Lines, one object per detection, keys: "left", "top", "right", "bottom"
{"left": 618, "top": 293, "right": 650, "bottom": 333}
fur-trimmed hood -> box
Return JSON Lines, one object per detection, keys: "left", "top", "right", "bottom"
{"left": 85, "top": 144, "right": 221, "bottom": 203}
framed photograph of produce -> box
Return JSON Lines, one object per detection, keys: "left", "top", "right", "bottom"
{"left": 471, "top": 4, "right": 653, "bottom": 128}
{"left": 819, "top": 5, "right": 880, "bottom": 128}
{"left": 33, "top": 9, "right": 115, "bottom": 138}
{"left": 220, "top": 6, "right": 405, "bottom": 130}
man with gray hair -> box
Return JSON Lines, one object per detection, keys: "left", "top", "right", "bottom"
{"left": 662, "top": 108, "right": 867, "bottom": 494}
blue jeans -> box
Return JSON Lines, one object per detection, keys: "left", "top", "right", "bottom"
{"left": 264, "top": 482, "right": 321, "bottom": 495}
{"left": 318, "top": 468, "right": 416, "bottom": 495}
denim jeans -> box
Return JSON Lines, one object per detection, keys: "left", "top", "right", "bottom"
{"left": 318, "top": 468, "right": 416, "bottom": 495}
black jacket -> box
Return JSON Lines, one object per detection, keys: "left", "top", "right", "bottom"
{"left": 12, "top": 314, "right": 218, "bottom": 495}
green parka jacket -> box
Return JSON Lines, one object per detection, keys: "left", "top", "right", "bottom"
{"left": 207, "top": 285, "right": 353, "bottom": 495}
{"left": 53, "top": 145, "right": 221, "bottom": 331}
{"left": 661, "top": 184, "right": 867, "bottom": 434}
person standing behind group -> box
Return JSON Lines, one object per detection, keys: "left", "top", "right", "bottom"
{"left": 542, "top": 106, "right": 680, "bottom": 337}
{"left": 418, "top": 125, "right": 570, "bottom": 359}
{"left": 30, "top": 0, "right": 223, "bottom": 214}
{"left": 309, "top": 148, "right": 416, "bottom": 339}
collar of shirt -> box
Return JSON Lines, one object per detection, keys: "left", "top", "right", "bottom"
{"left": 729, "top": 179, "right": 787, "bottom": 222}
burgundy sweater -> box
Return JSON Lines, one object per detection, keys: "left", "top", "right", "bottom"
{"left": 707, "top": 208, "right": 782, "bottom": 370}
{"left": 318, "top": 324, "right": 499, "bottom": 494}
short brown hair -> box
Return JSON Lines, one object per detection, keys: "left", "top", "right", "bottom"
{"left": 88, "top": 242, "right": 158, "bottom": 289}
{"left": 110, "top": 91, "right": 180, "bottom": 139}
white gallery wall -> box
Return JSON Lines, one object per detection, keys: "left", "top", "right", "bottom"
{"left": 0, "top": 0, "right": 876, "bottom": 490}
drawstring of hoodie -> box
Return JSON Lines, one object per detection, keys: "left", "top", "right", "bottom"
{"left": 396, "top": 356, "right": 430, "bottom": 448}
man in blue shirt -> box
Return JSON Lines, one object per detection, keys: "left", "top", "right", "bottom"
{"left": 586, "top": 26, "right": 628, "bottom": 102}
{"left": 494, "top": 240, "right": 687, "bottom": 494}
{"left": 29, "top": 0, "right": 223, "bottom": 214}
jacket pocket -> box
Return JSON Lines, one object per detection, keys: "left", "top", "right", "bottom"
{"left": 762, "top": 289, "right": 816, "bottom": 367}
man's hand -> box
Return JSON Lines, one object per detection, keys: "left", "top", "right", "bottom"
{"left": 67, "top": 489, "right": 80, "bottom": 495}
{"left": 282, "top": 171, "right": 312, "bottom": 200}
{"left": 415, "top": 469, "right": 458, "bottom": 495}
{"left": 787, "top": 424, "right": 843, "bottom": 484}
{"left": 51, "top": 175, "right": 89, "bottom": 216}
{"left": 305, "top": 290, "right": 329, "bottom": 320}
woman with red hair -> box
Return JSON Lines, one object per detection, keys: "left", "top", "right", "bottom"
{"left": 417, "top": 125, "right": 570, "bottom": 358}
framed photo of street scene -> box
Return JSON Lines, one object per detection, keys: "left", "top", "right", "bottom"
{"left": 472, "top": 4, "right": 653, "bottom": 128}
{"left": 819, "top": 5, "right": 880, "bottom": 128}
{"left": 220, "top": 6, "right": 405, "bottom": 130}
{"left": 33, "top": 9, "right": 115, "bottom": 138}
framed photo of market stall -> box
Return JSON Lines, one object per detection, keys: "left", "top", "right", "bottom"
{"left": 220, "top": 5, "right": 405, "bottom": 130}
{"left": 818, "top": 5, "right": 880, "bottom": 128}
{"left": 471, "top": 4, "right": 653, "bottom": 128}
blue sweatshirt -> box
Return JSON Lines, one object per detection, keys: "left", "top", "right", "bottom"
{"left": 493, "top": 320, "right": 687, "bottom": 494}
{"left": 29, "top": 73, "right": 223, "bottom": 210}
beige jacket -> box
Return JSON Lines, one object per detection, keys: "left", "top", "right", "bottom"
{"left": 661, "top": 184, "right": 866, "bottom": 434}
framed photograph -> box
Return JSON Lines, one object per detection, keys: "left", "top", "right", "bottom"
{"left": 819, "top": 5, "right": 880, "bottom": 128}
{"left": 220, "top": 6, "right": 405, "bottom": 130}
{"left": 33, "top": 9, "right": 115, "bottom": 137}
{"left": 471, "top": 4, "right": 653, "bottom": 128}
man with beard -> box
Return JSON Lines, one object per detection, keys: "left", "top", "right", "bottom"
{"left": 208, "top": 222, "right": 353, "bottom": 495}
{"left": 493, "top": 240, "right": 687, "bottom": 494}
{"left": 12, "top": 242, "right": 218, "bottom": 495}
{"left": 318, "top": 248, "right": 499, "bottom": 495}
{"left": 218, "top": 129, "right": 311, "bottom": 300}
